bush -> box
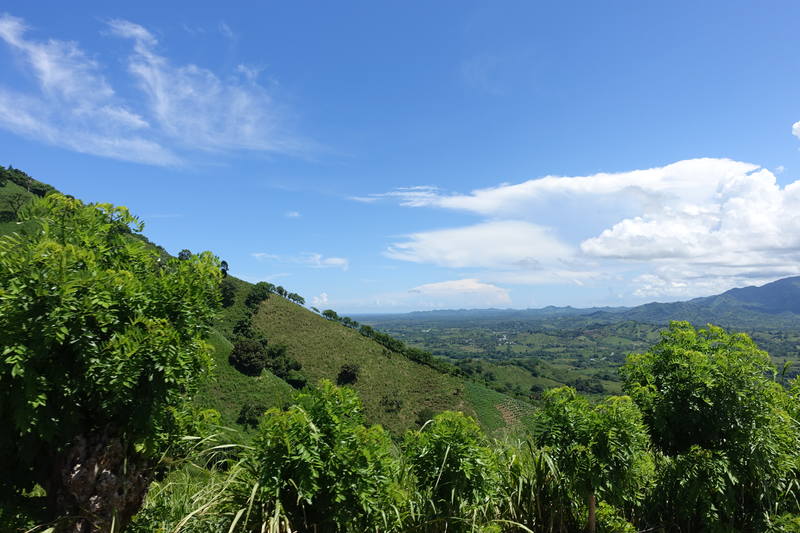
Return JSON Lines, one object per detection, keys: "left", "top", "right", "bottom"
{"left": 285, "top": 370, "right": 308, "bottom": 389}
{"left": 244, "top": 281, "right": 272, "bottom": 310}
{"left": 623, "top": 322, "right": 800, "bottom": 530}
{"left": 380, "top": 394, "right": 403, "bottom": 413}
{"left": 403, "top": 411, "right": 501, "bottom": 528}
{"left": 237, "top": 403, "right": 267, "bottom": 429}
{"left": 220, "top": 278, "right": 237, "bottom": 307}
{"left": 415, "top": 407, "right": 436, "bottom": 427}
{"left": 228, "top": 338, "right": 268, "bottom": 376}
{"left": 0, "top": 195, "right": 220, "bottom": 530}
{"left": 239, "top": 380, "right": 405, "bottom": 531}
{"left": 337, "top": 363, "right": 360, "bottom": 385}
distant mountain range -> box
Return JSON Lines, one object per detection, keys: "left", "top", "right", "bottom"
{"left": 357, "top": 276, "right": 800, "bottom": 329}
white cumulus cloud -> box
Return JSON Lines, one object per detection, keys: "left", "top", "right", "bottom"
{"left": 311, "top": 292, "right": 329, "bottom": 306}
{"left": 366, "top": 158, "right": 800, "bottom": 300}
{"left": 386, "top": 220, "right": 573, "bottom": 269}
{"left": 409, "top": 278, "right": 511, "bottom": 306}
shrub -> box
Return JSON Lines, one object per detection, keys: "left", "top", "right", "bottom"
{"left": 415, "top": 407, "right": 436, "bottom": 427}
{"left": 337, "top": 363, "right": 360, "bottom": 385}
{"left": 0, "top": 195, "right": 220, "bottom": 530}
{"left": 228, "top": 338, "right": 268, "bottom": 376}
{"left": 237, "top": 403, "right": 267, "bottom": 429}
{"left": 403, "top": 411, "right": 501, "bottom": 529}
{"left": 239, "top": 380, "right": 405, "bottom": 531}
{"left": 499, "top": 440, "right": 579, "bottom": 532}
{"left": 220, "top": 277, "right": 237, "bottom": 307}
{"left": 623, "top": 322, "right": 800, "bottom": 530}
{"left": 380, "top": 394, "right": 403, "bottom": 413}
{"left": 244, "top": 281, "right": 272, "bottom": 310}
{"left": 531, "top": 388, "right": 653, "bottom": 532}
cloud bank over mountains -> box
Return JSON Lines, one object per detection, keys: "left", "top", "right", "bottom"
{"left": 367, "top": 158, "right": 800, "bottom": 300}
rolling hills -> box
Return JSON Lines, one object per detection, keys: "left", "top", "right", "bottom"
{"left": 358, "top": 275, "right": 800, "bottom": 329}
{"left": 357, "top": 276, "right": 800, "bottom": 399}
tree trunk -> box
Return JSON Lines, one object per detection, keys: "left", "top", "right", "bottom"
{"left": 586, "top": 492, "right": 596, "bottom": 533}
{"left": 49, "top": 429, "right": 152, "bottom": 532}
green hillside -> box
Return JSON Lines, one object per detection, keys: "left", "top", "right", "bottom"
{"left": 0, "top": 167, "right": 527, "bottom": 436}
{"left": 193, "top": 328, "right": 295, "bottom": 428}
{"left": 246, "top": 290, "right": 530, "bottom": 435}
{"left": 187, "top": 255, "right": 531, "bottom": 435}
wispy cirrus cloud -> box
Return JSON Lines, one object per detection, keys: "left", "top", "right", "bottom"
{"left": 251, "top": 251, "right": 349, "bottom": 271}
{"left": 0, "top": 14, "right": 178, "bottom": 165}
{"left": 350, "top": 185, "right": 440, "bottom": 205}
{"left": 0, "top": 14, "right": 305, "bottom": 165}
{"left": 108, "top": 19, "right": 301, "bottom": 155}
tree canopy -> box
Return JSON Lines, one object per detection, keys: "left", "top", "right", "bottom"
{"left": 0, "top": 194, "right": 222, "bottom": 528}
{"left": 623, "top": 322, "right": 800, "bottom": 530}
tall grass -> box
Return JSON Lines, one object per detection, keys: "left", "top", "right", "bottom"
{"left": 131, "top": 398, "right": 589, "bottom": 533}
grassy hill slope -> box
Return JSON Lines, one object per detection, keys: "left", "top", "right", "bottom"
{"left": 193, "top": 249, "right": 530, "bottom": 435}
{"left": 193, "top": 328, "right": 295, "bottom": 428}
{"left": 251, "top": 294, "right": 511, "bottom": 435}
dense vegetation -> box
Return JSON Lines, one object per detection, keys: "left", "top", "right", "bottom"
{"left": 4, "top": 171, "right": 800, "bottom": 531}
{"left": 132, "top": 323, "right": 800, "bottom": 532}
{"left": 0, "top": 194, "right": 221, "bottom": 531}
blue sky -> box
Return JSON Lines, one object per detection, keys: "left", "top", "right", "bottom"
{"left": 2, "top": 1, "right": 800, "bottom": 313}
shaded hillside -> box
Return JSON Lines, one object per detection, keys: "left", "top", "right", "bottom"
{"left": 719, "top": 276, "right": 800, "bottom": 313}
{"left": 619, "top": 276, "right": 800, "bottom": 327}
{"left": 0, "top": 168, "right": 530, "bottom": 436}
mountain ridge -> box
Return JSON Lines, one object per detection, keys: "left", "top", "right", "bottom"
{"left": 356, "top": 276, "right": 800, "bottom": 329}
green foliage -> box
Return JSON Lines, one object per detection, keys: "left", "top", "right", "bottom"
{"left": 767, "top": 514, "right": 800, "bottom": 533}
{"left": 415, "top": 407, "right": 436, "bottom": 427}
{"left": 240, "top": 380, "right": 405, "bottom": 532}
{"left": 220, "top": 277, "right": 237, "bottom": 307}
{"left": 380, "top": 394, "right": 403, "bottom": 413}
{"left": 499, "top": 440, "right": 578, "bottom": 532}
{"left": 229, "top": 337, "right": 269, "bottom": 376}
{"left": 245, "top": 281, "right": 273, "bottom": 310}
{"left": 532, "top": 387, "right": 653, "bottom": 526}
{"left": 192, "top": 329, "right": 294, "bottom": 429}
{"left": 237, "top": 403, "right": 267, "bottom": 429}
{"left": 403, "top": 411, "right": 501, "bottom": 529}
{"left": 595, "top": 502, "right": 636, "bottom": 533}
{"left": 623, "top": 322, "right": 800, "bottom": 531}
{"left": 250, "top": 295, "right": 494, "bottom": 435}
{"left": 0, "top": 165, "right": 58, "bottom": 197}
{"left": 286, "top": 292, "right": 305, "bottom": 305}
{"left": 623, "top": 321, "right": 776, "bottom": 454}
{"left": 0, "top": 195, "right": 221, "bottom": 502}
